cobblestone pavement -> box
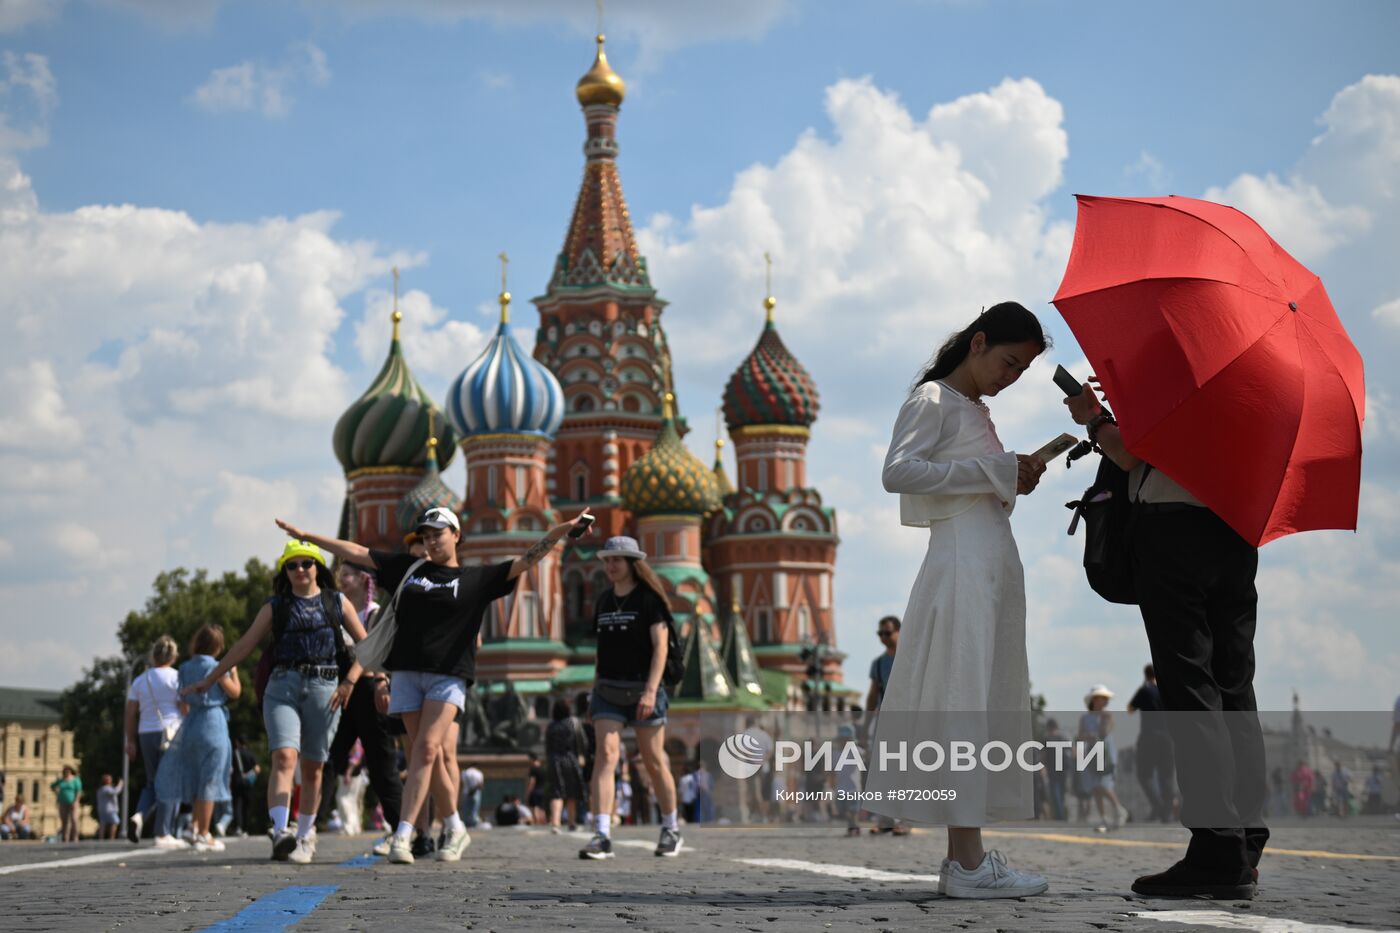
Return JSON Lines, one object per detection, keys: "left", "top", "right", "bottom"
{"left": 1, "top": 818, "right": 1396, "bottom": 932}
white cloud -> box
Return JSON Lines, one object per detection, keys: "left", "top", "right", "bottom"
{"left": 1124, "top": 150, "right": 1169, "bottom": 191}
{"left": 1373, "top": 296, "right": 1400, "bottom": 329}
{"left": 352, "top": 286, "right": 491, "bottom": 387}
{"left": 0, "top": 50, "right": 55, "bottom": 149}
{"left": 192, "top": 41, "right": 331, "bottom": 118}
{"left": 0, "top": 360, "right": 83, "bottom": 449}
{"left": 1203, "top": 171, "right": 1370, "bottom": 265}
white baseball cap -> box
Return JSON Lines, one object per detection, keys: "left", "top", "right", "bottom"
{"left": 416, "top": 507, "right": 461, "bottom": 533}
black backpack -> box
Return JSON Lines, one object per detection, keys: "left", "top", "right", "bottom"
{"left": 658, "top": 602, "right": 686, "bottom": 690}
{"left": 1065, "top": 458, "right": 1151, "bottom": 605}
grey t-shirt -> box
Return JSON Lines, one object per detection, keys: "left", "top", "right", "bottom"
{"left": 1130, "top": 463, "right": 1204, "bottom": 507}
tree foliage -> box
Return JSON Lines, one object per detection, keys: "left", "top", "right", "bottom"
{"left": 61, "top": 558, "right": 278, "bottom": 828}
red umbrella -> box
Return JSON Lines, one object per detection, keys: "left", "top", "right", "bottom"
{"left": 1052, "top": 194, "right": 1365, "bottom": 547}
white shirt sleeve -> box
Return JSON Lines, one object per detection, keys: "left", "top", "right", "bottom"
{"left": 881, "top": 392, "right": 1018, "bottom": 502}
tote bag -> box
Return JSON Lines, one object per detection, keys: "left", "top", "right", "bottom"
{"left": 353, "top": 558, "right": 426, "bottom": 673}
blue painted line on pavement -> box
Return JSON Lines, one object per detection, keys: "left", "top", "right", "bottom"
{"left": 201, "top": 885, "right": 339, "bottom": 932}
{"left": 339, "top": 853, "right": 383, "bottom": 868}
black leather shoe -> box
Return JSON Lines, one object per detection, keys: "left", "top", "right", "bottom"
{"left": 1132, "top": 860, "right": 1256, "bottom": 900}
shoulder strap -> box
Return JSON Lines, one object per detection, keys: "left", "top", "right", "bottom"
{"left": 319, "top": 589, "right": 343, "bottom": 628}
{"left": 270, "top": 595, "right": 290, "bottom": 642}
{"left": 1134, "top": 463, "right": 1155, "bottom": 503}
{"left": 390, "top": 559, "right": 428, "bottom": 612}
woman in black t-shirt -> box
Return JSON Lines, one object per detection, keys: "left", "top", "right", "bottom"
{"left": 578, "top": 536, "right": 682, "bottom": 861}
{"left": 275, "top": 505, "right": 591, "bottom": 864}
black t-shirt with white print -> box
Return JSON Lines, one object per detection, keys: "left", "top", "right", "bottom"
{"left": 591, "top": 584, "right": 670, "bottom": 685}
{"left": 370, "top": 550, "right": 517, "bottom": 683}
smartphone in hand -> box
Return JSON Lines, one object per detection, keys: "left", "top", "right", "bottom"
{"left": 1033, "top": 432, "right": 1080, "bottom": 464}
{"left": 1053, "top": 365, "right": 1083, "bottom": 397}
{"left": 567, "top": 514, "right": 596, "bottom": 539}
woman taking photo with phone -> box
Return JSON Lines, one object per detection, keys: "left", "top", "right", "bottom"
{"left": 866, "top": 301, "right": 1051, "bottom": 898}
{"left": 274, "top": 505, "right": 592, "bottom": 865}
{"left": 186, "top": 541, "right": 367, "bottom": 864}
{"left": 577, "top": 536, "right": 682, "bottom": 861}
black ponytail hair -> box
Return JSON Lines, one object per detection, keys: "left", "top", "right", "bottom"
{"left": 916, "top": 301, "right": 1049, "bottom": 387}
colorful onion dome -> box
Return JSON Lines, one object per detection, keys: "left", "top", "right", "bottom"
{"left": 334, "top": 282, "right": 458, "bottom": 473}
{"left": 622, "top": 394, "right": 722, "bottom": 516}
{"left": 722, "top": 294, "right": 820, "bottom": 430}
{"left": 576, "top": 34, "right": 626, "bottom": 107}
{"left": 446, "top": 287, "right": 564, "bottom": 439}
{"left": 397, "top": 432, "right": 463, "bottom": 534}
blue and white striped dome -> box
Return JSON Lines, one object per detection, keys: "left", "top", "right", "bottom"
{"left": 446, "top": 317, "right": 565, "bottom": 439}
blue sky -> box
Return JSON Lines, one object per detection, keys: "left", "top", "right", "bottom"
{"left": 2, "top": 0, "right": 1397, "bottom": 711}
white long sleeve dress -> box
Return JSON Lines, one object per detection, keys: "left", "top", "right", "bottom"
{"left": 864, "top": 380, "right": 1034, "bottom": 826}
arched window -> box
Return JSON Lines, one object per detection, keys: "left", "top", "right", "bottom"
{"left": 487, "top": 466, "right": 499, "bottom": 502}
{"left": 796, "top": 606, "right": 812, "bottom": 642}
{"left": 755, "top": 609, "right": 772, "bottom": 644}
{"left": 574, "top": 395, "right": 596, "bottom": 413}
{"left": 518, "top": 593, "right": 540, "bottom": 638}
{"left": 514, "top": 465, "right": 527, "bottom": 504}
{"left": 758, "top": 460, "right": 768, "bottom": 490}
{"left": 575, "top": 473, "right": 587, "bottom": 501}
{"left": 33, "top": 739, "right": 41, "bottom": 758}
{"left": 18, "top": 738, "right": 24, "bottom": 758}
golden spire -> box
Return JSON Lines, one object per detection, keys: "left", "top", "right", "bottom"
{"left": 576, "top": 17, "right": 626, "bottom": 108}
{"left": 426, "top": 408, "right": 439, "bottom": 460}
{"left": 391, "top": 266, "right": 403, "bottom": 341}
{"left": 662, "top": 391, "right": 675, "bottom": 421}
{"left": 714, "top": 407, "right": 726, "bottom": 458}
{"left": 498, "top": 251, "right": 511, "bottom": 325}
{"left": 763, "top": 251, "right": 776, "bottom": 324}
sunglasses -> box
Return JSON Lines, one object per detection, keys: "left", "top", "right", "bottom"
{"left": 877, "top": 630, "right": 895, "bottom": 638}
{"left": 284, "top": 560, "right": 317, "bottom": 572}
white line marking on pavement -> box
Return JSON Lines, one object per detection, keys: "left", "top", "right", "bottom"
{"left": 736, "top": 857, "right": 940, "bottom": 884}
{"left": 1133, "top": 910, "right": 1396, "bottom": 933}
{"left": 0, "top": 846, "right": 173, "bottom": 875}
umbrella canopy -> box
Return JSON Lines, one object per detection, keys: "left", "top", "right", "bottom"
{"left": 1052, "top": 194, "right": 1365, "bottom": 547}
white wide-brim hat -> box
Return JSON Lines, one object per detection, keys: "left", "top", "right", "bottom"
{"left": 598, "top": 535, "right": 646, "bottom": 560}
{"left": 1085, "top": 684, "right": 1114, "bottom": 704}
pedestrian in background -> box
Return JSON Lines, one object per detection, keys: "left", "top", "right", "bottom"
{"left": 1128, "top": 665, "right": 1175, "bottom": 823}
{"left": 96, "top": 775, "right": 123, "bottom": 840}
{"left": 50, "top": 766, "right": 82, "bottom": 842}
{"left": 125, "top": 634, "right": 183, "bottom": 846}
{"left": 158, "top": 624, "right": 240, "bottom": 853}
{"left": 544, "top": 699, "right": 585, "bottom": 833}
{"left": 1079, "top": 685, "right": 1128, "bottom": 832}
{"left": 866, "top": 616, "right": 907, "bottom": 836}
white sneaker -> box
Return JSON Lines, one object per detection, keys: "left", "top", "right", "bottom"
{"left": 127, "top": 812, "right": 143, "bottom": 844}
{"left": 371, "top": 834, "right": 392, "bottom": 857}
{"left": 937, "top": 857, "right": 953, "bottom": 895}
{"left": 193, "top": 834, "right": 225, "bottom": 853}
{"left": 153, "top": 834, "right": 188, "bottom": 850}
{"left": 288, "top": 832, "right": 316, "bottom": 865}
{"left": 941, "top": 850, "right": 1048, "bottom": 899}
{"left": 437, "top": 825, "right": 471, "bottom": 862}
{"left": 388, "top": 834, "right": 415, "bottom": 864}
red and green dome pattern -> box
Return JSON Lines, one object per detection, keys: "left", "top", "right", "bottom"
{"left": 722, "top": 321, "right": 819, "bottom": 430}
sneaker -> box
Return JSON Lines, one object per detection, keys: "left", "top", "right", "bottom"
{"left": 578, "top": 833, "right": 614, "bottom": 860}
{"left": 270, "top": 830, "right": 297, "bottom": 862}
{"left": 288, "top": 832, "right": 317, "bottom": 865}
{"left": 942, "top": 850, "right": 1049, "bottom": 899}
{"left": 937, "top": 857, "right": 953, "bottom": 895}
{"left": 127, "top": 813, "right": 143, "bottom": 844}
{"left": 371, "top": 834, "right": 392, "bottom": 857}
{"left": 410, "top": 833, "right": 436, "bottom": 858}
{"left": 213, "top": 821, "right": 227, "bottom": 838}
{"left": 1131, "top": 859, "right": 1255, "bottom": 900}
{"left": 655, "top": 827, "right": 683, "bottom": 857}
{"left": 438, "top": 826, "right": 471, "bottom": 862}
{"left": 153, "top": 834, "right": 188, "bottom": 850}
{"left": 388, "top": 834, "right": 415, "bottom": 865}
{"left": 193, "top": 834, "right": 224, "bottom": 853}
{"left": 550, "top": 824, "right": 562, "bottom": 835}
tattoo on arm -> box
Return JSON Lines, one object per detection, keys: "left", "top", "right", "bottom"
{"left": 522, "top": 534, "right": 555, "bottom": 566}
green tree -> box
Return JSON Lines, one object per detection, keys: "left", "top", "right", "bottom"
{"left": 61, "top": 558, "right": 277, "bottom": 831}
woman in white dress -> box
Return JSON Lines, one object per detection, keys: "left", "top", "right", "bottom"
{"left": 867, "top": 301, "right": 1051, "bottom": 898}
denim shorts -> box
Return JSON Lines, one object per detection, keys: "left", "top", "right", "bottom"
{"left": 589, "top": 683, "right": 668, "bottom": 727}
{"left": 388, "top": 670, "right": 468, "bottom": 714}
{"left": 262, "top": 668, "right": 341, "bottom": 763}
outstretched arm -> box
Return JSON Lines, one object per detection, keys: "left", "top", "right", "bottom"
{"left": 507, "top": 511, "right": 593, "bottom": 580}
{"left": 274, "top": 518, "right": 377, "bottom": 568}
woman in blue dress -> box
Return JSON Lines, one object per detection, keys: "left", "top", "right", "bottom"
{"left": 157, "top": 624, "right": 240, "bottom": 853}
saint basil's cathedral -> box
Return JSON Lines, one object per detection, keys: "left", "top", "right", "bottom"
{"left": 331, "top": 35, "right": 850, "bottom": 718}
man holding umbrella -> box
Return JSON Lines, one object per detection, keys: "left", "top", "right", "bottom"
{"left": 1054, "top": 195, "right": 1366, "bottom": 900}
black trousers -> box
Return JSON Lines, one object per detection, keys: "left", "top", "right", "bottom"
{"left": 1132, "top": 507, "right": 1269, "bottom": 873}
{"left": 321, "top": 679, "right": 403, "bottom": 828}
